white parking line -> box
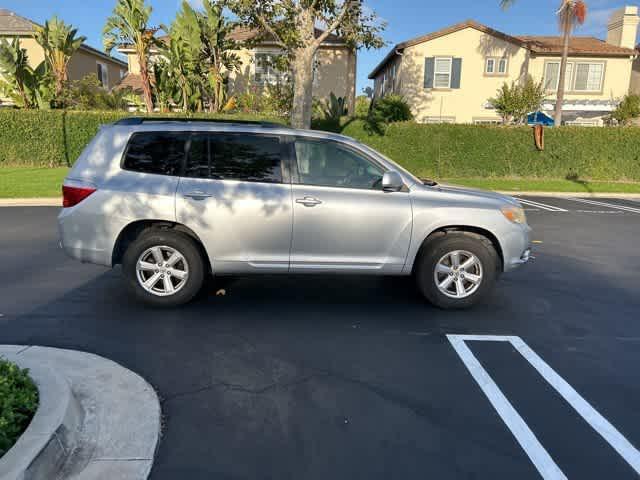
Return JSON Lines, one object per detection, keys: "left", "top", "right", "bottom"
{"left": 567, "top": 198, "right": 640, "bottom": 214}
{"left": 516, "top": 198, "right": 568, "bottom": 212}
{"left": 447, "top": 335, "right": 640, "bottom": 479}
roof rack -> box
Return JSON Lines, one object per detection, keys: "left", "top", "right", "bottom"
{"left": 113, "top": 117, "right": 287, "bottom": 128}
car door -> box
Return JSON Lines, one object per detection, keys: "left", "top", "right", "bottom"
{"left": 176, "top": 131, "right": 293, "bottom": 274}
{"left": 289, "top": 137, "right": 413, "bottom": 274}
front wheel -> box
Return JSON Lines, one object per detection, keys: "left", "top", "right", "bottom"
{"left": 122, "top": 229, "right": 205, "bottom": 307}
{"left": 415, "top": 232, "right": 499, "bottom": 309}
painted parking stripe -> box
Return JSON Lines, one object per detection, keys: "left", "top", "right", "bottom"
{"left": 516, "top": 198, "right": 569, "bottom": 212}
{"left": 448, "top": 335, "right": 640, "bottom": 479}
{"left": 567, "top": 197, "right": 640, "bottom": 214}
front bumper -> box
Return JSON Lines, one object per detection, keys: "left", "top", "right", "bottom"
{"left": 502, "top": 224, "right": 532, "bottom": 272}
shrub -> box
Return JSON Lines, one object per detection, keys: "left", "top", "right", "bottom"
{"left": 489, "top": 76, "right": 546, "bottom": 125}
{"left": 355, "top": 95, "right": 371, "bottom": 118}
{"left": 366, "top": 95, "right": 413, "bottom": 134}
{"left": 370, "top": 95, "right": 413, "bottom": 123}
{"left": 0, "top": 358, "right": 39, "bottom": 458}
{"left": 0, "top": 110, "right": 286, "bottom": 167}
{"left": 610, "top": 94, "right": 640, "bottom": 126}
{"left": 341, "top": 120, "right": 640, "bottom": 181}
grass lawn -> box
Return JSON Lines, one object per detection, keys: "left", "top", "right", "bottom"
{"left": 1, "top": 167, "right": 640, "bottom": 198}
{"left": 0, "top": 167, "right": 69, "bottom": 198}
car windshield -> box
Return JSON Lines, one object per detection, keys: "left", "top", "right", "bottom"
{"left": 355, "top": 142, "right": 423, "bottom": 186}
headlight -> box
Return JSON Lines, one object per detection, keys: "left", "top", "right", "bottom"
{"left": 501, "top": 205, "right": 527, "bottom": 224}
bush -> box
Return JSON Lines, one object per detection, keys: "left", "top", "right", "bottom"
{"left": 0, "top": 358, "right": 39, "bottom": 458}
{"left": 610, "top": 94, "right": 640, "bottom": 126}
{"left": 370, "top": 95, "right": 413, "bottom": 123}
{"left": 3, "top": 110, "right": 640, "bottom": 182}
{"left": 366, "top": 95, "right": 413, "bottom": 134}
{"left": 0, "top": 110, "right": 286, "bottom": 167}
{"left": 355, "top": 95, "right": 371, "bottom": 118}
{"left": 489, "top": 76, "right": 546, "bottom": 125}
{"left": 341, "top": 120, "right": 640, "bottom": 181}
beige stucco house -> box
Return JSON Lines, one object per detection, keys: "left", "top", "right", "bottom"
{"left": 116, "top": 27, "right": 357, "bottom": 113}
{"left": 0, "top": 8, "right": 128, "bottom": 104}
{"left": 369, "top": 6, "right": 639, "bottom": 126}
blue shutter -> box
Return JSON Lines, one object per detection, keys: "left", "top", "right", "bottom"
{"left": 424, "top": 57, "right": 434, "bottom": 89}
{"left": 451, "top": 58, "right": 462, "bottom": 89}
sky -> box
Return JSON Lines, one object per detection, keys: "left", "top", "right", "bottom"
{"left": 2, "top": 0, "right": 634, "bottom": 93}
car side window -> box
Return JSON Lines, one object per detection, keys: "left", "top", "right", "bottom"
{"left": 123, "top": 132, "right": 188, "bottom": 176}
{"left": 294, "top": 139, "right": 384, "bottom": 190}
{"left": 185, "top": 133, "right": 282, "bottom": 183}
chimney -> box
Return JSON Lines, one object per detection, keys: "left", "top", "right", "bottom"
{"left": 607, "top": 6, "right": 639, "bottom": 49}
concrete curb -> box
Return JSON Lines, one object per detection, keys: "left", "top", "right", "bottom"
{"left": 0, "top": 198, "right": 60, "bottom": 207}
{"left": 0, "top": 346, "right": 161, "bottom": 480}
{"left": 0, "top": 358, "right": 81, "bottom": 480}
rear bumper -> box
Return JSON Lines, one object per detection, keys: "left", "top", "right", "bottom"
{"left": 58, "top": 207, "right": 113, "bottom": 267}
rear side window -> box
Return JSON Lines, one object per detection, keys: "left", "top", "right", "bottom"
{"left": 185, "top": 133, "right": 282, "bottom": 183}
{"left": 123, "top": 132, "right": 188, "bottom": 176}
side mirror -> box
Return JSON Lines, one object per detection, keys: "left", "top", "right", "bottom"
{"left": 382, "top": 171, "right": 404, "bottom": 192}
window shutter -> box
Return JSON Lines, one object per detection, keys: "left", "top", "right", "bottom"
{"left": 424, "top": 57, "right": 435, "bottom": 88}
{"left": 451, "top": 58, "right": 462, "bottom": 89}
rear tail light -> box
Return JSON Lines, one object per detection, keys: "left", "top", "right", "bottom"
{"left": 62, "top": 185, "right": 97, "bottom": 208}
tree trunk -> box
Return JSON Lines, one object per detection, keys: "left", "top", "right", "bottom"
{"left": 138, "top": 50, "right": 154, "bottom": 113}
{"left": 554, "top": 20, "right": 571, "bottom": 127}
{"left": 290, "top": 50, "right": 315, "bottom": 129}
{"left": 290, "top": 9, "right": 316, "bottom": 129}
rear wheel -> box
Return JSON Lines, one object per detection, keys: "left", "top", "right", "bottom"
{"left": 415, "top": 232, "right": 499, "bottom": 309}
{"left": 122, "top": 229, "right": 205, "bottom": 307}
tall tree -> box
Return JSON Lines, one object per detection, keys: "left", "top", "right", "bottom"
{"left": 502, "top": 0, "right": 587, "bottom": 126}
{"left": 198, "top": 0, "right": 241, "bottom": 112}
{"left": 158, "top": 0, "right": 241, "bottom": 113}
{"left": 33, "top": 16, "right": 86, "bottom": 104}
{"left": 230, "top": 0, "right": 385, "bottom": 128}
{"left": 103, "top": 0, "right": 157, "bottom": 112}
{"left": 161, "top": 1, "right": 203, "bottom": 111}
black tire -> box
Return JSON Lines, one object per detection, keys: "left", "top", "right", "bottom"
{"left": 122, "top": 229, "right": 205, "bottom": 307}
{"left": 415, "top": 231, "right": 499, "bottom": 310}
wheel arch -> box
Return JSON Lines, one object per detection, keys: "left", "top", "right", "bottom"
{"left": 410, "top": 225, "right": 504, "bottom": 274}
{"left": 112, "top": 220, "right": 212, "bottom": 273}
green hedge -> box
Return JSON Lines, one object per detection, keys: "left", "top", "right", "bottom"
{"left": 1, "top": 111, "right": 640, "bottom": 181}
{"left": 0, "top": 110, "right": 286, "bottom": 168}
{"left": 0, "top": 358, "right": 39, "bottom": 458}
{"left": 341, "top": 120, "right": 640, "bottom": 181}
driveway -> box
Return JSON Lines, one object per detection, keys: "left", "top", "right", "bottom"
{"left": 0, "top": 199, "right": 639, "bottom": 479}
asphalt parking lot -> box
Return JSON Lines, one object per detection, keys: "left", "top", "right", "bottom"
{"left": 1, "top": 196, "right": 639, "bottom": 479}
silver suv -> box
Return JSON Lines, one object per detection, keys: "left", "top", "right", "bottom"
{"left": 58, "top": 118, "right": 531, "bottom": 309}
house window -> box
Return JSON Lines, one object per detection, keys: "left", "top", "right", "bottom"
{"left": 473, "top": 118, "right": 502, "bottom": 125}
{"left": 498, "top": 58, "right": 507, "bottom": 74}
{"left": 434, "top": 57, "right": 452, "bottom": 88}
{"left": 255, "top": 52, "right": 288, "bottom": 85}
{"left": 96, "top": 62, "right": 108, "bottom": 87}
{"left": 485, "top": 57, "right": 508, "bottom": 75}
{"left": 422, "top": 116, "right": 456, "bottom": 124}
{"left": 486, "top": 58, "right": 495, "bottom": 74}
{"left": 573, "top": 63, "right": 604, "bottom": 92}
{"left": 544, "top": 61, "right": 602, "bottom": 92}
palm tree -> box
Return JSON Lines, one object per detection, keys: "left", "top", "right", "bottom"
{"left": 502, "top": 0, "right": 587, "bottom": 126}
{"left": 103, "top": 0, "right": 157, "bottom": 112}
{"left": 33, "top": 16, "right": 86, "bottom": 104}
{"left": 0, "top": 37, "right": 50, "bottom": 108}
{"left": 197, "top": 0, "right": 241, "bottom": 112}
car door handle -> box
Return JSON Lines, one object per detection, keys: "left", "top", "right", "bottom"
{"left": 184, "top": 191, "right": 212, "bottom": 200}
{"left": 296, "top": 196, "right": 323, "bottom": 207}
